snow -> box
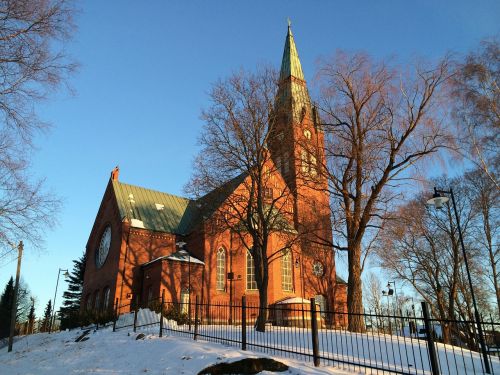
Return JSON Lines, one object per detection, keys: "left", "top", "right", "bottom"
{"left": 130, "top": 218, "right": 145, "bottom": 228}
{"left": 275, "top": 297, "right": 311, "bottom": 304}
{"left": 114, "top": 309, "right": 500, "bottom": 374}
{"left": 142, "top": 250, "right": 205, "bottom": 267}
{"left": 0, "top": 327, "right": 352, "bottom": 374}
{"left": 3, "top": 308, "right": 499, "bottom": 374}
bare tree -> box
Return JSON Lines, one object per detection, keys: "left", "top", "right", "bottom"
{"left": 188, "top": 68, "right": 298, "bottom": 331}
{"left": 451, "top": 38, "right": 499, "bottom": 189}
{"left": 465, "top": 167, "right": 500, "bottom": 317}
{"left": 0, "top": 0, "right": 76, "bottom": 140}
{"left": 0, "top": 0, "right": 75, "bottom": 251}
{"left": 376, "top": 177, "right": 490, "bottom": 344}
{"left": 316, "top": 52, "right": 451, "bottom": 331}
{"left": 363, "top": 272, "right": 384, "bottom": 315}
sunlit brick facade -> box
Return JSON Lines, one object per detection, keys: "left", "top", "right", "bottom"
{"left": 81, "top": 26, "right": 347, "bottom": 325}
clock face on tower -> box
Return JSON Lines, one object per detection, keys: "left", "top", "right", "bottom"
{"left": 95, "top": 225, "right": 111, "bottom": 268}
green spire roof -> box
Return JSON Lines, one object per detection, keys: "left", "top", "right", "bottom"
{"left": 275, "top": 24, "right": 312, "bottom": 124}
{"left": 279, "top": 24, "right": 305, "bottom": 81}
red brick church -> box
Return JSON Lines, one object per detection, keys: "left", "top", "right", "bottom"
{"left": 81, "top": 26, "right": 347, "bottom": 324}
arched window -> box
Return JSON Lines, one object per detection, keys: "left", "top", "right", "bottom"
{"left": 180, "top": 288, "right": 189, "bottom": 314}
{"left": 147, "top": 285, "right": 153, "bottom": 303}
{"left": 276, "top": 156, "right": 282, "bottom": 173}
{"left": 86, "top": 294, "right": 92, "bottom": 311}
{"left": 102, "top": 287, "right": 111, "bottom": 311}
{"left": 281, "top": 250, "right": 293, "bottom": 292}
{"left": 246, "top": 250, "right": 257, "bottom": 290}
{"left": 94, "top": 290, "right": 100, "bottom": 311}
{"left": 301, "top": 150, "right": 308, "bottom": 173}
{"left": 310, "top": 154, "right": 317, "bottom": 176}
{"left": 283, "top": 151, "right": 289, "bottom": 173}
{"left": 314, "top": 295, "right": 327, "bottom": 317}
{"left": 216, "top": 248, "right": 226, "bottom": 291}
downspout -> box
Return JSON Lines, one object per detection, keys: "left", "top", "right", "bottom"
{"left": 118, "top": 220, "right": 132, "bottom": 310}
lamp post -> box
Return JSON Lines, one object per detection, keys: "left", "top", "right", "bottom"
{"left": 387, "top": 281, "right": 397, "bottom": 315}
{"left": 382, "top": 290, "right": 392, "bottom": 334}
{"left": 49, "top": 268, "right": 69, "bottom": 334}
{"left": 427, "top": 187, "right": 491, "bottom": 374}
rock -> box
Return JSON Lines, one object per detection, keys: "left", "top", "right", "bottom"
{"left": 74, "top": 330, "right": 91, "bottom": 342}
{"left": 136, "top": 333, "right": 146, "bottom": 340}
{"left": 198, "top": 357, "right": 288, "bottom": 374}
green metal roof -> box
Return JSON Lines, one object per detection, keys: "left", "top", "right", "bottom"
{"left": 336, "top": 275, "right": 347, "bottom": 284}
{"left": 280, "top": 25, "right": 305, "bottom": 81}
{"left": 276, "top": 25, "right": 312, "bottom": 125}
{"left": 112, "top": 180, "right": 198, "bottom": 235}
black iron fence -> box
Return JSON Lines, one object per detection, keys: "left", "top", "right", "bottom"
{"left": 110, "top": 295, "right": 500, "bottom": 375}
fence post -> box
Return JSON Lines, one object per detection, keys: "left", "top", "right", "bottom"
{"left": 133, "top": 297, "right": 139, "bottom": 333}
{"left": 159, "top": 290, "right": 165, "bottom": 338}
{"left": 194, "top": 295, "right": 199, "bottom": 340}
{"left": 310, "top": 298, "right": 320, "bottom": 367}
{"left": 422, "top": 302, "right": 440, "bottom": 375}
{"left": 113, "top": 298, "right": 118, "bottom": 332}
{"left": 241, "top": 296, "right": 247, "bottom": 351}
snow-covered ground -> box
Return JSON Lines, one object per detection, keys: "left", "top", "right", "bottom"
{"left": 2, "top": 308, "right": 498, "bottom": 374}
{"left": 115, "top": 309, "right": 500, "bottom": 375}
{"left": 0, "top": 327, "right": 356, "bottom": 375}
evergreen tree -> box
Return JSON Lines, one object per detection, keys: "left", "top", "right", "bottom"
{"left": 0, "top": 277, "right": 33, "bottom": 337}
{"left": 59, "top": 253, "right": 86, "bottom": 329}
{"left": 0, "top": 277, "right": 14, "bottom": 338}
{"left": 27, "top": 298, "right": 35, "bottom": 334}
{"left": 15, "top": 281, "right": 32, "bottom": 323}
{"left": 40, "top": 300, "right": 52, "bottom": 332}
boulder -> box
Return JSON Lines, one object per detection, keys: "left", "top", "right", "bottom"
{"left": 198, "top": 357, "right": 288, "bottom": 374}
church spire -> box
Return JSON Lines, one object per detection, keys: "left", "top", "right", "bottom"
{"left": 274, "top": 22, "right": 311, "bottom": 125}
{"left": 279, "top": 21, "right": 305, "bottom": 82}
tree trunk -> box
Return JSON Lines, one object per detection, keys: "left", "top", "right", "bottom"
{"left": 253, "top": 243, "right": 269, "bottom": 332}
{"left": 347, "top": 242, "right": 365, "bottom": 332}
{"left": 255, "top": 285, "right": 268, "bottom": 332}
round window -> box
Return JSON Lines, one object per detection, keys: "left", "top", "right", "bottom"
{"left": 312, "top": 261, "right": 324, "bottom": 276}
{"left": 95, "top": 225, "right": 112, "bottom": 268}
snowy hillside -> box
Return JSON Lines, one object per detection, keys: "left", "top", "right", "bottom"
{"left": 0, "top": 327, "right": 353, "bottom": 375}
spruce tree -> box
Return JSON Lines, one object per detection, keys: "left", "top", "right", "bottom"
{"left": 40, "top": 300, "right": 52, "bottom": 332}
{"left": 27, "top": 298, "right": 35, "bottom": 334}
{"left": 0, "top": 277, "right": 14, "bottom": 338}
{"left": 59, "top": 253, "right": 86, "bottom": 329}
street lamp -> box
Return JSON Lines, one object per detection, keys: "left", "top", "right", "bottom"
{"left": 427, "top": 187, "right": 491, "bottom": 374}
{"left": 381, "top": 290, "right": 392, "bottom": 334}
{"left": 49, "top": 268, "right": 69, "bottom": 334}
{"left": 387, "top": 281, "right": 397, "bottom": 314}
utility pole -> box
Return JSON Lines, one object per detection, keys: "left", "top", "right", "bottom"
{"left": 8, "top": 241, "right": 24, "bottom": 352}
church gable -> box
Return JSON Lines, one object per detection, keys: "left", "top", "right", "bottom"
{"left": 205, "top": 162, "right": 296, "bottom": 236}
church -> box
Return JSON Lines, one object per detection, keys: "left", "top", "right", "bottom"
{"left": 81, "top": 25, "right": 347, "bottom": 326}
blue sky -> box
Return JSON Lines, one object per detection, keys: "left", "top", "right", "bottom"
{"left": 0, "top": 0, "right": 499, "bottom": 317}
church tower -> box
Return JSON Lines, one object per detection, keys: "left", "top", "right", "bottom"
{"left": 269, "top": 24, "right": 339, "bottom": 309}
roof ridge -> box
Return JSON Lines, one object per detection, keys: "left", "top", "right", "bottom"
{"left": 195, "top": 172, "right": 248, "bottom": 202}
{"left": 114, "top": 180, "right": 192, "bottom": 202}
